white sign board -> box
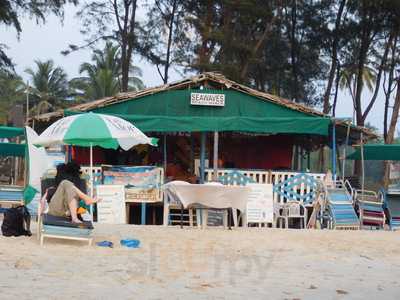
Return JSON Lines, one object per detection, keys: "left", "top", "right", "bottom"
{"left": 96, "top": 185, "right": 126, "bottom": 224}
{"left": 246, "top": 183, "right": 274, "bottom": 224}
{"left": 190, "top": 93, "right": 225, "bottom": 107}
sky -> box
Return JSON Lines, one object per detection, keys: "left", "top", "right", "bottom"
{"left": 0, "top": 3, "right": 388, "bottom": 134}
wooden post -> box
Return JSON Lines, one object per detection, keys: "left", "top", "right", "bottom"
{"left": 163, "top": 134, "right": 167, "bottom": 173}
{"left": 361, "top": 132, "right": 365, "bottom": 201}
{"left": 200, "top": 132, "right": 206, "bottom": 183}
{"left": 212, "top": 131, "right": 219, "bottom": 181}
{"left": 141, "top": 203, "right": 146, "bottom": 225}
{"left": 331, "top": 123, "right": 336, "bottom": 180}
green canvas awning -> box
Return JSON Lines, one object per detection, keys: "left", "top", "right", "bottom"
{"left": 65, "top": 89, "right": 331, "bottom": 135}
{"left": 347, "top": 144, "right": 400, "bottom": 160}
{"left": 0, "top": 142, "right": 26, "bottom": 157}
{"left": 0, "top": 126, "right": 24, "bottom": 138}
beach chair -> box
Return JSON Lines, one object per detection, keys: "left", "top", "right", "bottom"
{"left": 355, "top": 189, "right": 385, "bottom": 229}
{"left": 325, "top": 180, "right": 359, "bottom": 230}
{"left": 381, "top": 188, "right": 400, "bottom": 230}
{"left": 37, "top": 194, "right": 93, "bottom": 246}
{"left": 0, "top": 185, "right": 24, "bottom": 209}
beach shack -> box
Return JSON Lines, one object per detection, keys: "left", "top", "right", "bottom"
{"left": 31, "top": 72, "right": 375, "bottom": 226}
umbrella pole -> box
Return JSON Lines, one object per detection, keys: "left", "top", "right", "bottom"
{"left": 90, "top": 143, "right": 94, "bottom": 220}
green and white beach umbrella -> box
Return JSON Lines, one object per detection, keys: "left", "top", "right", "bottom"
{"left": 35, "top": 112, "right": 157, "bottom": 200}
{"left": 34, "top": 112, "right": 157, "bottom": 150}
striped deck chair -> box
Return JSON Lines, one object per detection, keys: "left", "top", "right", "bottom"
{"left": 37, "top": 194, "right": 93, "bottom": 246}
{"left": 0, "top": 185, "right": 24, "bottom": 208}
{"left": 325, "top": 181, "right": 359, "bottom": 230}
{"left": 381, "top": 188, "right": 400, "bottom": 230}
{"left": 355, "top": 190, "right": 385, "bottom": 229}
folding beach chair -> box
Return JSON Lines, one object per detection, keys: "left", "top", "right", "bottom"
{"left": 37, "top": 193, "right": 93, "bottom": 246}
{"left": 355, "top": 189, "right": 385, "bottom": 229}
{"left": 0, "top": 185, "right": 24, "bottom": 211}
{"left": 324, "top": 180, "right": 359, "bottom": 230}
{"left": 381, "top": 188, "right": 400, "bottom": 230}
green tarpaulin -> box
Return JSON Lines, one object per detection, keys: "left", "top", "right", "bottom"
{"left": 0, "top": 142, "right": 26, "bottom": 157}
{"left": 347, "top": 144, "right": 400, "bottom": 160}
{"left": 66, "top": 89, "right": 331, "bottom": 135}
{"left": 0, "top": 126, "right": 24, "bottom": 138}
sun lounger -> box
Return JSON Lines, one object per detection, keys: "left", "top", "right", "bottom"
{"left": 355, "top": 190, "right": 385, "bottom": 229}
{"left": 325, "top": 181, "right": 359, "bottom": 230}
{"left": 0, "top": 185, "right": 24, "bottom": 207}
{"left": 37, "top": 196, "right": 93, "bottom": 246}
{"left": 381, "top": 188, "right": 400, "bottom": 230}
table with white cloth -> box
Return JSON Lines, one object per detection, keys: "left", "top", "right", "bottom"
{"left": 163, "top": 181, "right": 251, "bottom": 228}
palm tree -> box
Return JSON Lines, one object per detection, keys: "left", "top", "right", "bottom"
{"left": 0, "top": 71, "right": 25, "bottom": 124}
{"left": 338, "top": 64, "right": 377, "bottom": 104}
{"left": 70, "top": 42, "right": 145, "bottom": 102}
{"left": 25, "top": 60, "right": 69, "bottom": 115}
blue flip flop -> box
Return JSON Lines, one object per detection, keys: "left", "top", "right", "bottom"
{"left": 96, "top": 240, "right": 114, "bottom": 248}
{"left": 120, "top": 239, "right": 140, "bottom": 248}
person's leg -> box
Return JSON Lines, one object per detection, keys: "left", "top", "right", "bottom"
{"left": 68, "top": 197, "right": 81, "bottom": 223}
{"left": 60, "top": 180, "right": 82, "bottom": 223}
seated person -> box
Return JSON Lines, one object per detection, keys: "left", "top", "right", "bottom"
{"left": 46, "top": 161, "right": 100, "bottom": 224}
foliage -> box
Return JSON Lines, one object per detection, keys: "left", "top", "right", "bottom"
{"left": 0, "top": 71, "right": 25, "bottom": 124}
{"left": 140, "top": 0, "right": 190, "bottom": 84}
{"left": 25, "top": 59, "right": 69, "bottom": 115}
{"left": 64, "top": 0, "right": 138, "bottom": 92}
{"left": 0, "top": 0, "right": 77, "bottom": 72}
{"left": 70, "top": 42, "right": 144, "bottom": 101}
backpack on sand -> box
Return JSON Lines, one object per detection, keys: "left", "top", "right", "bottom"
{"left": 1, "top": 205, "right": 32, "bottom": 237}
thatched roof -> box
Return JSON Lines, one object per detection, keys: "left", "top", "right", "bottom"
{"left": 31, "top": 72, "right": 376, "bottom": 138}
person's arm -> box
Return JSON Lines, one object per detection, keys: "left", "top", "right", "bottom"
{"left": 73, "top": 186, "right": 100, "bottom": 205}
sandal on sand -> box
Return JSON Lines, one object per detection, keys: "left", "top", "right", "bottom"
{"left": 96, "top": 241, "right": 114, "bottom": 248}
{"left": 120, "top": 239, "right": 140, "bottom": 248}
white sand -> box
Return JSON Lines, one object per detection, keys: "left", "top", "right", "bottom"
{"left": 1, "top": 223, "right": 400, "bottom": 300}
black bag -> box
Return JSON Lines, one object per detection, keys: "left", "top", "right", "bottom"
{"left": 1, "top": 205, "right": 32, "bottom": 237}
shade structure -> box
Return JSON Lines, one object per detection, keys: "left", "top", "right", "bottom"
{"left": 35, "top": 112, "right": 157, "bottom": 205}
{"left": 0, "top": 142, "right": 26, "bottom": 157}
{"left": 347, "top": 144, "right": 400, "bottom": 161}
{"left": 65, "top": 89, "right": 332, "bottom": 135}
{"left": 35, "top": 112, "right": 157, "bottom": 149}
{"left": 0, "top": 126, "right": 24, "bottom": 139}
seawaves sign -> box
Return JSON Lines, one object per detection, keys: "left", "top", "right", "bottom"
{"left": 190, "top": 93, "right": 225, "bottom": 107}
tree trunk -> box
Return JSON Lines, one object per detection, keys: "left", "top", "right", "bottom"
{"left": 239, "top": 12, "right": 276, "bottom": 81}
{"left": 289, "top": 0, "right": 298, "bottom": 102}
{"left": 354, "top": 6, "right": 371, "bottom": 127}
{"left": 164, "top": 0, "right": 177, "bottom": 84}
{"left": 322, "top": 0, "right": 346, "bottom": 114}
{"left": 120, "top": 0, "right": 137, "bottom": 92}
{"left": 198, "top": 0, "right": 213, "bottom": 71}
{"left": 383, "top": 35, "right": 398, "bottom": 141}
{"left": 332, "top": 64, "right": 341, "bottom": 117}
{"left": 383, "top": 81, "right": 400, "bottom": 187}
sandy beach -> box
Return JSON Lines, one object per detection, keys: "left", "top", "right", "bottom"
{"left": 1, "top": 223, "right": 399, "bottom": 300}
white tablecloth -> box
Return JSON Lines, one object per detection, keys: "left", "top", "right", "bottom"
{"left": 163, "top": 181, "right": 251, "bottom": 213}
